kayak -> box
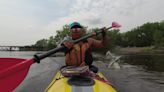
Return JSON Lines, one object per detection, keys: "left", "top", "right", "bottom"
{"left": 45, "top": 66, "right": 117, "bottom": 92}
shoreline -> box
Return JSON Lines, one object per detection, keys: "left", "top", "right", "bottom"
{"left": 114, "top": 47, "right": 164, "bottom": 55}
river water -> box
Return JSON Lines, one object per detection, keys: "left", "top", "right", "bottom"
{"left": 0, "top": 51, "right": 164, "bottom": 92}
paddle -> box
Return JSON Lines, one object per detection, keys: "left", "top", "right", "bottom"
{"left": 0, "top": 22, "right": 121, "bottom": 92}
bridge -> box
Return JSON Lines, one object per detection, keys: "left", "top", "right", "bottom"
{"left": 0, "top": 46, "right": 43, "bottom": 51}
{"left": 0, "top": 46, "right": 21, "bottom": 51}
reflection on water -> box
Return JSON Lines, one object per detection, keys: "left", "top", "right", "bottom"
{"left": 118, "top": 54, "right": 164, "bottom": 92}
{"left": 122, "top": 54, "right": 164, "bottom": 72}
{"left": 94, "top": 53, "right": 164, "bottom": 92}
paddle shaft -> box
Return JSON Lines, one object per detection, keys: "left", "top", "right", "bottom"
{"left": 34, "top": 27, "right": 112, "bottom": 63}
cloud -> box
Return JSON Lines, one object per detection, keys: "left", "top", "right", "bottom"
{"left": 0, "top": 0, "right": 72, "bottom": 45}
{"left": 46, "top": 0, "right": 164, "bottom": 31}
{"left": 0, "top": 0, "right": 164, "bottom": 45}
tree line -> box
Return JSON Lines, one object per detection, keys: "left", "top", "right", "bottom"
{"left": 33, "top": 21, "right": 164, "bottom": 51}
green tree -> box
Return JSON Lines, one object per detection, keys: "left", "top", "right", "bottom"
{"left": 33, "top": 20, "right": 164, "bottom": 51}
{"left": 153, "top": 30, "right": 164, "bottom": 48}
{"left": 34, "top": 39, "right": 48, "bottom": 50}
{"left": 54, "top": 25, "right": 70, "bottom": 44}
{"left": 47, "top": 36, "right": 57, "bottom": 50}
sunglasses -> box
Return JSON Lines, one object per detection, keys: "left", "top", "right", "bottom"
{"left": 71, "top": 28, "right": 82, "bottom": 31}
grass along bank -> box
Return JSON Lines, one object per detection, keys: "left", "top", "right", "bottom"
{"left": 114, "top": 47, "right": 164, "bottom": 55}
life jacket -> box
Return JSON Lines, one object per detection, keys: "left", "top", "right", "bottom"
{"left": 65, "top": 42, "right": 91, "bottom": 66}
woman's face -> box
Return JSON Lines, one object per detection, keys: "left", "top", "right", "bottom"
{"left": 70, "top": 28, "right": 83, "bottom": 39}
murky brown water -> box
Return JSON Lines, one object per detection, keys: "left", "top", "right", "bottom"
{"left": 0, "top": 51, "right": 164, "bottom": 92}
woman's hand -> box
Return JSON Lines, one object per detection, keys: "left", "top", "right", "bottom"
{"left": 101, "top": 27, "right": 107, "bottom": 37}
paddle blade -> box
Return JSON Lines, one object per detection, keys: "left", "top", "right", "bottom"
{"left": 112, "top": 21, "right": 121, "bottom": 28}
{"left": 0, "top": 58, "right": 34, "bottom": 92}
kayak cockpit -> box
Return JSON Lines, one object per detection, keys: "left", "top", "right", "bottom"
{"left": 68, "top": 75, "right": 95, "bottom": 86}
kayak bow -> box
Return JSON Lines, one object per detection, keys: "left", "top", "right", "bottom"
{"left": 46, "top": 66, "right": 117, "bottom": 92}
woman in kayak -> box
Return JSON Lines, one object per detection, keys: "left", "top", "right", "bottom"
{"left": 62, "top": 22, "right": 107, "bottom": 73}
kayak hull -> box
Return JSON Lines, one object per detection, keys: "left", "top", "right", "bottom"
{"left": 46, "top": 71, "right": 117, "bottom": 92}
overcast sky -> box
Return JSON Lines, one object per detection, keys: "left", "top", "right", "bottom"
{"left": 0, "top": 0, "right": 163, "bottom": 46}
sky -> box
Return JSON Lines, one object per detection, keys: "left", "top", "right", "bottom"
{"left": 0, "top": 0, "right": 163, "bottom": 46}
